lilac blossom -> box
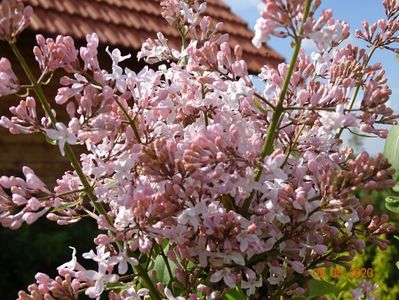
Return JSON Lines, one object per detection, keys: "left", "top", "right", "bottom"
{"left": 78, "top": 262, "right": 119, "bottom": 298}
{"left": 0, "top": 0, "right": 32, "bottom": 42}
{"left": 45, "top": 122, "right": 77, "bottom": 156}
{"left": 0, "top": 0, "right": 397, "bottom": 298}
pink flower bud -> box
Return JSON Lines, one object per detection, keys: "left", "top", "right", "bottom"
{"left": 23, "top": 166, "right": 47, "bottom": 191}
{"left": 313, "top": 244, "right": 328, "bottom": 255}
{"left": 365, "top": 180, "right": 378, "bottom": 189}
{"left": 0, "top": 1, "right": 33, "bottom": 42}
{"left": 364, "top": 204, "right": 374, "bottom": 216}
{"left": 289, "top": 261, "right": 305, "bottom": 273}
{"left": 175, "top": 268, "right": 186, "bottom": 285}
{"left": 68, "top": 117, "right": 80, "bottom": 134}
{"left": 12, "top": 194, "right": 27, "bottom": 205}
{"left": 234, "top": 45, "right": 242, "bottom": 58}
{"left": 380, "top": 214, "right": 389, "bottom": 223}
{"left": 215, "top": 22, "right": 223, "bottom": 32}
{"left": 22, "top": 211, "right": 40, "bottom": 224}
{"left": 27, "top": 197, "right": 42, "bottom": 210}
{"left": 244, "top": 267, "right": 256, "bottom": 281}
{"left": 323, "top": 9, "right": 333, "bottom": 20}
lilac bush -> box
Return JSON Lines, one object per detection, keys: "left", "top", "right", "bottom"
{"left": 0, "top": 0, "right": 398, "bottom": 298}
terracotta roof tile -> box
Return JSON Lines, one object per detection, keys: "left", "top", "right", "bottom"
{"left": 25, "top": 0, "right": 284, "bottom": 73}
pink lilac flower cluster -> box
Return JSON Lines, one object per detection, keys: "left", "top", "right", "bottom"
{"left": 0, "top": 0, "right": 398, "bottom": 298}
{"left": 33, "top": 34, "right": 79, "bottom": 73}
{"left": 0, "top": 0, "right": 32, "bottom": 42}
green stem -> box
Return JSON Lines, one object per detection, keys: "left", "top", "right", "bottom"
{"left": 258, "top": 0, "right": 313, "bottom": 169}
{"left": 181, "top": 29, "right": 187, "bottom": 50}
{"left": 203, "top": 111, "right": 209, "bottom": 127}
{"left": 281, "top": 124, "right": 305, "bottom": 168}
{"left": 135, "top": 264, "right": 162, "bottom": 300}
{"left": 10, "top": 43, "right": 57, "bottom": 125}
{"left": 64, "top": 146, "right": 114, "bottom": 223}
{"left": 159, "top": 245, "right": 174, "bottom": 286}
{"left": 10, "top": 41, "right": 113, "bottom": 226}
{"left": 124, "top": 248, "right": 162, "bottom": 300}
{"left": 114, "top": 97, "right": 142, "bottom": 143}
{"left": 240, "top": 0, "right": 313, "bottom": 217}
{"left": 180, "top": 27, "right": 188, "bottom": 66}
{"left": 10, "top": 42, "right": 162, "bottom": 300}
{"left": 201, "top": 86, "right": 209, "bottom": 127}
{"left": 336, "top": 45, "right": 377, "bottom": 139}
{"left": 38, "top": 188, "right": 86, "bottom": 200}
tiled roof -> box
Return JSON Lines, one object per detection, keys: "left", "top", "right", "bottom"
{"left": 25, "top": 0, "right": 284, "bottom": 73}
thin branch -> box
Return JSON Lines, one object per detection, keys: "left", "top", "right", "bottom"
{"left": 336, "top": 45, "right": 377, "bottom": 138}
{"left": 240, "top": 0, "right": 314, "bottom": 217}
{"left": 10, "top": 41, "right": 162, "bottom": 300}
{"left": 285, "top": 106, "right": 363, "bottom": 112}
{"left": 254, "top": 92, "right": 276, "bottom": 110}
{"left": 114, "top": 97, "right": 142, "bottom": 144}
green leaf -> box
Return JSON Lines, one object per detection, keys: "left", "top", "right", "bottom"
{"left": 385, "top": 195, "right": 399, "bottom": 213}
{"left": 162, "top": 239, "right": 169, "bottom": 249}
{"left": 308, "top": 279, "right": 339, "bottom": 297}
{"left": 223, "top": 286, "right": 247, "bottom": 300}
{"left": 106, "top": 179, "right": 118, "bottom": 187}
{"left": 51, "top": 199, "right": 81, "bottom": 213}
{"left": 393, "top": 183, "right": 399, "bottom": 192}
{"left": 393, "top": 174, "right": 399, "bottom": 192}
{"left": 291, "top": 150, "right": 301, "bottom": 158}
{"left": 106, "top": 281, "right": 128, "bottom": 292}
{"left": 253, "top": 97, "right": 267, "bottom": 114}
{"left": 153, "top": 246, "right": 177, "bottom": 284}
{"left": 396, "top": 261, "right": 399, "bottom": 270}
{"left": 384, "top": 125, "right": 399, "bottom": 171}
{"left": 153, "top": 255, "right": 172, "bottom": 284}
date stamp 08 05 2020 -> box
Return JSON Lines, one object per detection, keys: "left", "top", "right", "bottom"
{"left": 312, "top": 267, "right": 374, "bottom": 279}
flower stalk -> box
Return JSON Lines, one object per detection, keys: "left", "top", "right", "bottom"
{"left": 240, "top": 0, "right": 313, "bottom": 217}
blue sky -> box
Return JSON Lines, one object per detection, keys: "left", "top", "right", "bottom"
{"left": 225, "top": 0, "right": 399, "bottom": 154}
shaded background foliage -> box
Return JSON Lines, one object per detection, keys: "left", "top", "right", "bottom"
{"left": 0, "top": 218, "right": 97, "bottom": 300}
